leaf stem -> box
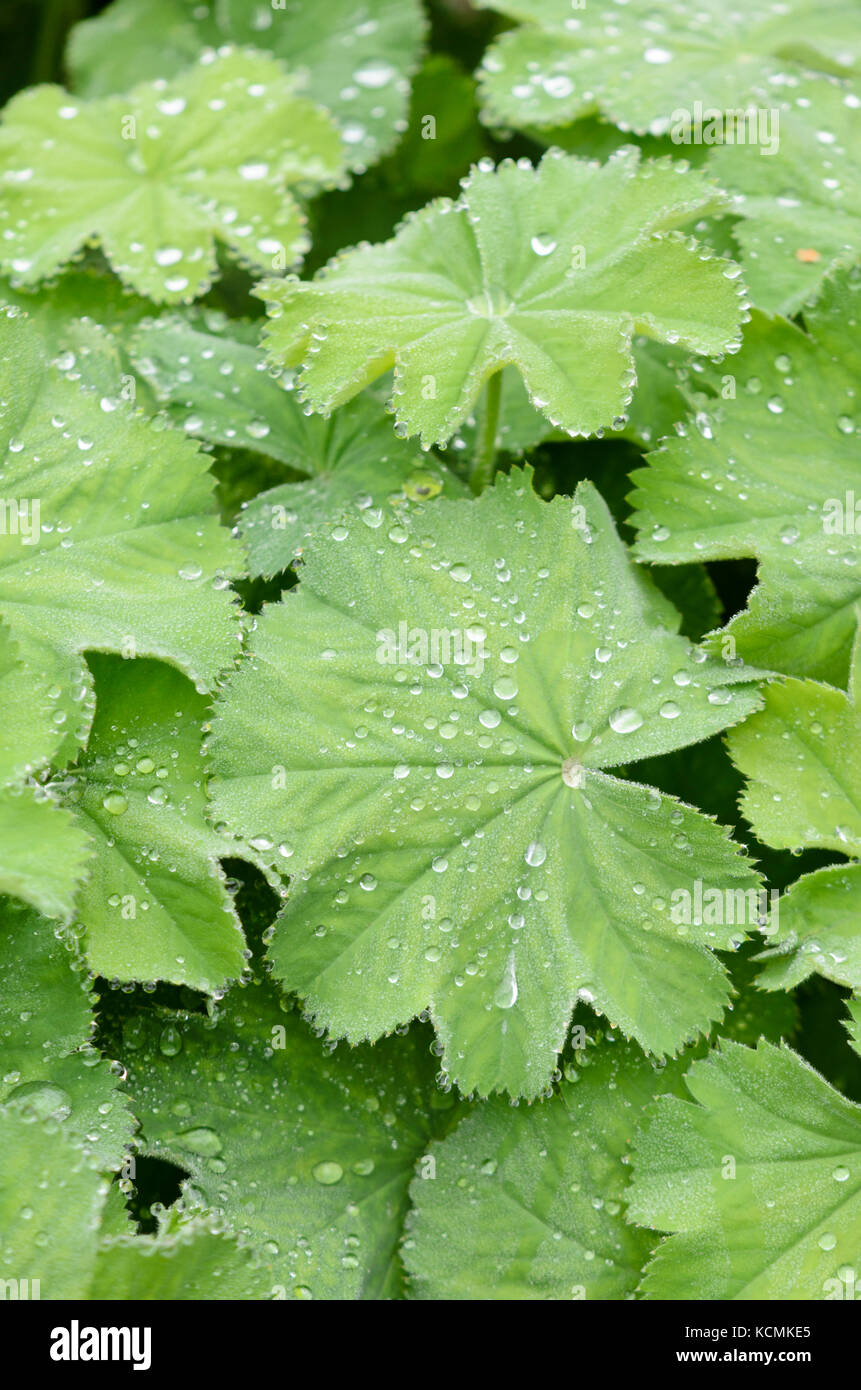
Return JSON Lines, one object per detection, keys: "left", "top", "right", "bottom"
{"left": 470, "top": 370, "right": 503, "bottom": 495}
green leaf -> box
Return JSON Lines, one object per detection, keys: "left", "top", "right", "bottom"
{"left": 728, "top": 667, "right": 861, "bottom": 857}
{"left": 0, "top": 1108, "right": 109, "bottom": 1299}
{"left": 629, "top": 1039, "right": 861, "bottom": 1299}
{"left": 62, "top": 655, "right": 247, "bottom": 992}
{"left": 0, "top": 48, "right": 344, "bottom": 304}
{"left": 0, "top": 624, "right": 92, "bottom": 919}
{"left": 710, "top": 77, "right": 861, "bottom": 314}
{"left": 0, "top": 901, "right": 134, "bottom": 1167}
{"left": 123, "top": 982, "right": 465, "bottom": 1299}
{"left": 630, "top": 268, "right": 861, "bottom": 685}
{"left": 403, "top": 1036, "right": 684, "bottom": 1300}
{"left": 257, "top": 147, "right": 745, "bottom": 447}
{"left": 756, "top": 864, "right": 861, "bottom": 993}
{"left": 0, "top": 1106, "right": 267, "bottom": 1298}
{"left": 209, "top": 470, "right": 764, "bottom": 1098}
{"left": 88, "top": 1219, "right": 273, "bottom": 1300}
{"left": 846, "top": 999, "right": 861, "bottom": 1059}
{"left": 727, "top": 643, "right": 861, "bottom": 993}
{"left": 67, "top": 0, "right": 427, "bottom": 172}
{"left": 0, "top": 309, "right": 243, "bottom": 760}
{"left": 474, "top": 0, "right": 860, "bottom": 135}
{"left": 129, "top": 315, "right": 469, "bottom": 575}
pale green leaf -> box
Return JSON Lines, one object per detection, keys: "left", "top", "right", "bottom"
{"left": 631, "top": 268, "right": 861, "bottom": 685}
{"left": 403, "top": 1036, "right": 682, "bottom": 1300}
{"left": 0, "top": 49, "right": 344, "bottom": 304}
{"left": 257, "top": 147, "right": 745, "bottom": 447}
{"left": 0, "top": 309, "right": 244, "bottom": 759}
{"left": 0, "top": 901, "right": 134, "bottom": 1168}
{"left": 0, "top": 624, "right": 92, "bottom": 919}
{"left": 62, "top": 655, "right": 247, "bottom": 993}
{"left": 0, "top": 1107, "right": 267, "bottom": 1299}
{"left": 123, "top": 980, "right": 465, "bottom": 1299}
{"left": 88, "top": 1217, "right": 273, "bottom": 1300}
{"left": 209, "top": 470, "right": 764, "bottom": 1098}
{"left": 756, "top": 865, "right": 861, "bottom": 993}
{"left": 475, "top": 0, "right": 860, "bottom": 135}
{"left": 67, "top": 0, "right": 427, "bottom": 171}
{"left": 629, "top": 1039, "right": 861, "bottom": 1299}
{"left": 0, "top": 1109, "right": 109, "bottom": 1300}
{"left": 710, "top": 77, "right": 861, "bottom": 314}
{"left": 728, "top": 670, "right": 861, "bottom": 857}
{"left": 727, "top": 647, "right": 861, "bottom": 993}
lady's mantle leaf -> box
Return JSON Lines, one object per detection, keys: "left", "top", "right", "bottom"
{"left": 727, "top": 632, "right": 861, "bottom": 994}
{"left": 629, "top": 1040, "right": 861, "bottom": 1299}
{"left": 475, "top": 0, "right": 860, "bottom": 135}
{"left": 0, "top": 625, "right": 92, "bottom": 919}
{"left": 0, "top": 1108, "right": 268, "bottom": 1299}
{"left": 63, "top": 656, "right": 247, "bottom": 994}
{"left": 129, "top": 316, "right": 468, "bottom": 576}
{"left": 67, "top": 0, "right": 426, "bottom": 172}
{"left": 0, "top": 310, "right": 243, "bottom": 757}
{"left": 123, "top": 983, "right": 465, "bottom": 1300}
{"left": 403, "top": 1036, "right": 684, "bottom": 1299}
{"left": 630, "top": 268, "right": 861, "bottom": 686}
{"left": 0, "top": 49, "right": 344, "bottom": 304}
{"left": 257, "top": 147, "right": 746, "bottom": 447}
{"left": 0, "top": 902, "right": 134, "bottom": 1168}
{"left": 209, "top": 470, "right": 764, "bottom": 1099}
{"left": 709, "top": 78, "right": 861, "bottom": 315}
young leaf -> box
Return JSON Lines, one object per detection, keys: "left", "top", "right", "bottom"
{"left": 209, "top": 470, "right": 765, "bottom": 1098}
{"left": 257, "top": 147, "right": 746, "bottom": 446}
{"left": 128, "top": 316, "right": 469, "bottom": 575}
{"left": 0, "top": 310, "right": 243, "bottom": 757}
{"left": 67, "top": 0, "right": 427, "bottom": 172}
{"left": 0, "top": 901, "right": 134, "bottom": 1167}
{"left": 629, "top": 1039, "right": 861, "bottom": 1299}
{"left": 710, "top": 78, "right": 861, "bottom": 314}
{"left": 123, "top": 985, "right": 465, "bottom": 1299}
{"left": 63, "top": 656, "right": 247, "bottom": 993}
{"left": 474, "top": 0, "right": 860, "bottom": 135}
{"left": 630, "top": 268, "right": 861, "bottom": 685}
{"left": 0, "top": 49, "right": 344, "bottom": 304}
{"left": 727, "top": 639, "right": 861, "bottom": 994}
{"left": 403, "top": 1036, "right": 683, "bottom": 1300}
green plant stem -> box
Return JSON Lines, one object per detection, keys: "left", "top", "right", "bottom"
{"left": 31, "top": 0, "right": 86, "bottom": 85}
{"left": 470, "top": 371, "right": 502, "bottom": 495}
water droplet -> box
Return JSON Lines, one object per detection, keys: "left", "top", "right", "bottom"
{"left": 313, "top": 1161, "right": 344, "bottom": 1185}
{"left": 609, "top": 707, "right": 643, "bottom": 734}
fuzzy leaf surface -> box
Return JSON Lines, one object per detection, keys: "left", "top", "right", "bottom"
{"left": 209, "top": 471, "right": 764, "bottom": 1097}
{"left": 631, "top": 270, "right": 861, "bottom": 685}
{"left": 258, "top": 148, "right": 745, "bottom": 446}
